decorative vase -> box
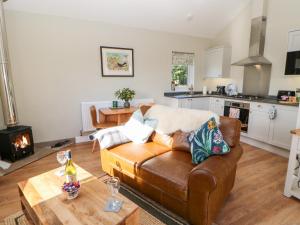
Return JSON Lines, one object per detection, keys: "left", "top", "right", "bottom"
{"left": 124, "top": 101, "right": 130, "bottom": 108}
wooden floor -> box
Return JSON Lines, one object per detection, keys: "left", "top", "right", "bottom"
{"left": 0, "top": 142, "right": 300, "bottom": 225}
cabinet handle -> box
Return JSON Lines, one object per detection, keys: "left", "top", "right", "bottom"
{"left": 257, "top": 105, "right": 261, "bottom": 108}
{"left": 216, "top": 100, "right": 219, "bottom": 102}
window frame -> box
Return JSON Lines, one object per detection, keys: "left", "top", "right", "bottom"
{"left": 171, "top": 52, "right": 195, "bottom": 91}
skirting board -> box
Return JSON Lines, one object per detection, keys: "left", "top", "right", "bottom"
{"left": 75, "top": 135, "right": 92, "bottom": 144}
{"left": 241, "top": 136, "right": 290, "bottom": 158}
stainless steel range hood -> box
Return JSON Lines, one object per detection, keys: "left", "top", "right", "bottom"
{"left": 232, "top": 16, "right": 271, "bottom": 66}
{"left": 0, "top": 0, "right": 18, "bottom": 127}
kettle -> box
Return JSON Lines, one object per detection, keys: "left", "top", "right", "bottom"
{"left": 225, "top": 84, "right": 238, "bottom": 96}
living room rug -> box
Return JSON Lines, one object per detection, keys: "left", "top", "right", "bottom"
{"left": 120, "top": 183, "right": 189, "bottom": 225}
{"left": 0, "top": 210, "right": 166, "bottom": 225}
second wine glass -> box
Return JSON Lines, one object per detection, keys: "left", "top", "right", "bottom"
{"left": 56, "top": 151, "right": 67, "bottom": 176}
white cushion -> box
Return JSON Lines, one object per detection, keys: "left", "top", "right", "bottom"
{"left": 119, "top": 109, "right": 157, "bottom": 144}
{"left": 91, "top": 126, "right": 130, "bottom": 150}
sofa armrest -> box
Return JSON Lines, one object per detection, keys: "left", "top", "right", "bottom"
{"left": 187, "top": 145, "right": 242, "bottom": 225}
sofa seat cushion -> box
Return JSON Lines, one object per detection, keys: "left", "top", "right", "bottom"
{"left": 139, "top": 151, "right": 194, "bottom": 201}
{"left": 102, "top": 142, "right": 171, "bottom": 176}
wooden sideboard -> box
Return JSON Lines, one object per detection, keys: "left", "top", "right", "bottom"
{"left": 99, "top": 107, "right": 137, "bottom": 126}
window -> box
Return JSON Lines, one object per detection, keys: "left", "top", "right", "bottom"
{"left": 172, "top": 51, "right": 195, "bottom": 88}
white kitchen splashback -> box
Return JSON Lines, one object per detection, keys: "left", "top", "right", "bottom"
{"left": 81, "top": 98, "right": 154, "bottom": 132}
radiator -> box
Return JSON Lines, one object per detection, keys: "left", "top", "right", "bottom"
{"left": 81, "top": 98, "right": 154, "bottom": 132}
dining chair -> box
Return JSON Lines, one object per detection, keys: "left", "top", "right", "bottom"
{"left": 89, "top": 105, "right": 116, "bottom": 152}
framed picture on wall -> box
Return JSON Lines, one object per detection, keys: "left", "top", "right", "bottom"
{"left": 100, "top": 46, "right": 134, "bottom": 77}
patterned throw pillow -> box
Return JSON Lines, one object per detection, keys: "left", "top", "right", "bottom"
{"left": 189, "top": 117, "right": 230, "bottom": 164}
{"left": 90, "top": 126, "right": 130, "bottom": 150}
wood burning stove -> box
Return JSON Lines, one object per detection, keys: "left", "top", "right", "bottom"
{"left": 0, "top": 1, "right": 35, "bottom": 162}
{"left": 0, "top": 126, "right": 34, "bottom": 162}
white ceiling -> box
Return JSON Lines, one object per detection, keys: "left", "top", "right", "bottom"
{"left": 4, "top": 0, "right": 251, "bottom": 38}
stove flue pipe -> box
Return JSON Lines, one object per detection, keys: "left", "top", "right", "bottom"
{"left": 0, "top": 0, "right": 18, "bottom": 127}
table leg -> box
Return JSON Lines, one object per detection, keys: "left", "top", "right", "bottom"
{"left": 124, "top": 208, "right": 140, "bottom": 225}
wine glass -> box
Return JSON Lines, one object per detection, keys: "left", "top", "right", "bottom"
{"left": 56, "top": 151, "right": 67, "bottom": 176}
{"left": 106, "top": 176, "right": 121, "bottom": 210}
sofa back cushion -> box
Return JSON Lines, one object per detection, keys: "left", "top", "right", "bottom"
{"left": 150, "top": 132, "right": 173, "bottom": 148}
{"left": 144, "top": 104, "right": 219, "bottom": 134}
{"left": 171, "top": 130, "right": 191, "bottom": 152}
{"left": 219, "top": 116, "right": 241, "bottom": 147}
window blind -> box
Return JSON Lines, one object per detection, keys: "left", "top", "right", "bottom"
{"left": 172, "top": 51, "right": 195, "bottom": 65}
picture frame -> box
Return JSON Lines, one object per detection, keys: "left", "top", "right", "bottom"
{"left": 100, "top": 46, "right": 134, "bottom": 77}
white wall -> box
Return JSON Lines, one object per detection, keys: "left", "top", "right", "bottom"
{"left": 203, "top": 0, "right": 300, "bottom": 95}
{"left": 202, "top": 3, "right": 251, "bottom": 93}
{"left": 265, "top": 0, "right": 300, "bottom": 94}
{"left": 1, "top": 10, "right": 210, "bottom": 142}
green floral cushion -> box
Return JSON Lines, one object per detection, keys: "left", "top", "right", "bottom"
{"left": 189, "top": 117, "right": 230, "bottom": 164}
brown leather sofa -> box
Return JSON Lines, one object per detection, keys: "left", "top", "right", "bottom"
{"left": 101, "top": 115, "right": 243, "bottom": 225}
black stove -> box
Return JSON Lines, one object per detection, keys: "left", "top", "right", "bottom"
{"left": 0, "top": 126, "right": 34, "bottom": 162}
{"left": 230, "top": 94, "right": 263, "bottom": 101}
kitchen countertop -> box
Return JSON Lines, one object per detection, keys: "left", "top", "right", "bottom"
{"left": 164, "top": 92, "right": 299, "bottom": 107}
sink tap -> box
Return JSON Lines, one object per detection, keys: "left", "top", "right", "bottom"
{"left": 188, "top": 84, "right": 194, "bottom": 95}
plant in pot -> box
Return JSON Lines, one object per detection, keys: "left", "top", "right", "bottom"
{"left": 114, "top": 88, "right": 135, "bottom": 108}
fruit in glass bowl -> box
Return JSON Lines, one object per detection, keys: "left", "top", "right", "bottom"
{"left": 62, "top": 181, "right": 80, "bottom": 200}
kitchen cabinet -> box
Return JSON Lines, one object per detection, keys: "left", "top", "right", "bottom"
{"left": 163, "top": 97, "right": 211, "bottom": 110}
{"left": 269, "top": 105, "right": 298, "bottom": 149}
{"left": 248, "top": 102, "right": 298, "bottom": 149}
{"left": 191, "top": 98, "right": 210, "bottom": 110}
{"left": 209, "top": 98, "right": 225, "bottom": 116}
{"left": 204, "top": 46, "right": 231, "bottom": 78}
{"left": 179, "top": 98, "right": 192, "bottom": 109}
{"left": 178, "top": 98, "right": 210, "bottom": 110}
{"left": 164, "top": 95, "right": 298, "bottom": 150}
{"left": 248, "top": 104, "right": 271, "bottom": 142}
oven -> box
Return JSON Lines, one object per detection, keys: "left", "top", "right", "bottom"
{"left": 224, "top": 101, "right": 250, "bottom": 133}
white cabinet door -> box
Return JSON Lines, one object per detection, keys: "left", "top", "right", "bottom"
{"left": 179, "top": 98, "right": 192, "bottom": 109}
{"left": 209, "top": 98, "right": 224, "bottom": 116}
{"left": 204, "top": 48, "right": 223, "bottom": 78}
{"left": 269, "top": 106, "right": 298, "bottom": 149}
{"left": 163, "top": 97, "right": 180, "bottom": 108}
{"left": 204, "top": 46, "right": 231, "bottom": 78}
{"left": 214, "top": 98, "right": 225, "bottom": 116}
{"left": 191, "top": 98, "right": 210, "bottom": 110}
{"left": 288, "top": 30, "right": 300, "bottom": 52}
{"left": 248, "top": 110, "right": 271, "bottom": 142}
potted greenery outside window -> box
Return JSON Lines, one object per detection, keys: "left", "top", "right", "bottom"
{"left": 115, "top": 88, "right": 135, "bottom": 108}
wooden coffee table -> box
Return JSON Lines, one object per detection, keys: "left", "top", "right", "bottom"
{"left": 18, "top": 166, "right": 139, "bottom": 225}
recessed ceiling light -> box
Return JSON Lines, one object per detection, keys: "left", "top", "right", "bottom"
{"left": 186, "top": 13, "right": 194, "bottom": 21}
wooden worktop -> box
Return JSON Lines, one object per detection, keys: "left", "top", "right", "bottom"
{"left": 291, "top": 129, "right": 300, "bottom": 136}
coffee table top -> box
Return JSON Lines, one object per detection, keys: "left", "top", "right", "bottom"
{"left": 18, "top": 165, "right": 139, "bottom": 225}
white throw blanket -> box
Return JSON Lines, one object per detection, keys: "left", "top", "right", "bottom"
{"left": 144, "top": 104, "right": 219, "bottom": 134}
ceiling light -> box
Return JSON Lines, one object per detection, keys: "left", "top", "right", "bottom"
{"left": 186, "top": 13, "right": 194, "bottom": 21}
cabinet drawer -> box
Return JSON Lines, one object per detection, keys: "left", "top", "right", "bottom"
{"left": 250, "top": 102, "right": 270, "bottom": 112}
{"left": 211, "top": 98, "right": 224, "bottom": 105}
